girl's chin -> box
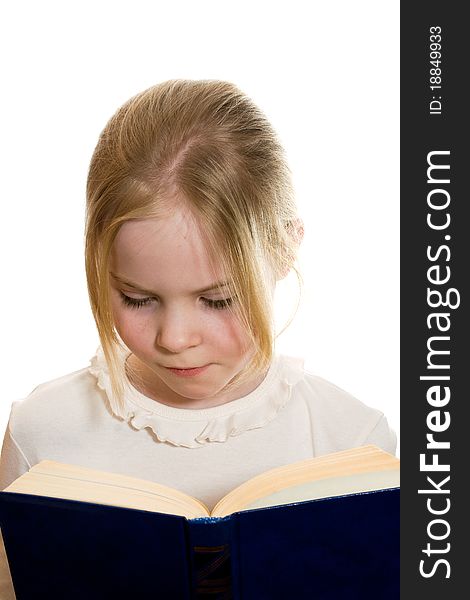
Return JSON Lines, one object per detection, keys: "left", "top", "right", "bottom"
{"left": 158, "top": 379, "right": 233, "bottom": 407}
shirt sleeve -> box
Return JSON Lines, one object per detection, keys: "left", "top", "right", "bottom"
{"left": 362, "top": 414, "right": 397, "bottom": 455}
{"left": 0, "top": 533, "right": 15, "bottom": 600}
{"left": 0, "top": 426, "right": 31, "bottom": 491}
{"left": 0, "top": 409, "right": 32, "bottom": 600}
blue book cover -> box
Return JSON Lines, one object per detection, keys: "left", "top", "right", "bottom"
{"left": 0, "top": 486, "right": 399, "bottom": 599}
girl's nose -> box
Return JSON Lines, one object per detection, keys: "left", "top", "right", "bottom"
{"left": 155, "top": 306, "right": 202, "bottom": 353}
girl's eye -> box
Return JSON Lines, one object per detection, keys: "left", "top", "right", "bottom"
{"left": 119, "top": 291, "right": 233, "bottom": 311}
{"left": 119, "top": 292, "right": 154, "bottom": 309}
{"left": 201, "top": 297, "right": 233, "bottom": 310}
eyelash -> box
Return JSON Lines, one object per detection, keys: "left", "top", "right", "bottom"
{"left": 119, "top": 292, "right": 233, "bottom": 311}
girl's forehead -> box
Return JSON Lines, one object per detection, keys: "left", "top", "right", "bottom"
{"left": 110, "top": 211, "right": 225, "bottom": 286}
{"left": 115, "top": 210, "right": 195, "bottom": 249}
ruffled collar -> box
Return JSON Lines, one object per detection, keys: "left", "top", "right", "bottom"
{"left": 88, "top": 345, "right": 304, "bottom": 449}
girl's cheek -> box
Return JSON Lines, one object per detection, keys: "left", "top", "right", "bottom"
{"left": 112, "top": 306, "right": 149, "bottom": 342}
{"left": 205, "top": 310, "right": 238, "bottom": 333}
{"left": 217, "top": 313, "right": 252, "bottom": 350}
{"left": 117, "top": 321, "right": 152, "bottom": 354}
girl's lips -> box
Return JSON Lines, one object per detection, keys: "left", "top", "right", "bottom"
{"left": 164, "top": 365, "right": 210, "bottom": 377}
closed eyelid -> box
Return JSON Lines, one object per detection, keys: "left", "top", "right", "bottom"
{"left": 118, "top": 291, "right": 234, "bottom": 311}
{"left": 110, "top": 272, "right": 230, "bottom": 296}
{"left": 117, "top": 289, "right": 230, "bottom": 302}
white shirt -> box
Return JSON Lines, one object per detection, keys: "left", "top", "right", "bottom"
{"left": 0, "top": 346, "right": 396, "bottom": 598}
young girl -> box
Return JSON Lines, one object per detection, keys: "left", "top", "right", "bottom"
{"left": 0, "top": 80, "right": 396, "bottom": 597}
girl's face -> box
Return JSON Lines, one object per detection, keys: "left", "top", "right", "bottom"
{"left": 109, "top": 207, "right": 267, "bottom": 409}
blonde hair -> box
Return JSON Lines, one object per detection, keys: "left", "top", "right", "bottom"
{"left": 85, "top": 79, "right": 301, "bottom": 409}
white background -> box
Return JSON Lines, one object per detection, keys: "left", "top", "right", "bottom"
{"left": 0, "top": 1, "right": 399, "bottom": 453}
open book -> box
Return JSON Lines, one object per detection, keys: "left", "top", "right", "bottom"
{"left": 3, "top": 445, "right": 399, "bottom": 518}
{"left": 0, "top": 445, "right": 400, "bottom": 599}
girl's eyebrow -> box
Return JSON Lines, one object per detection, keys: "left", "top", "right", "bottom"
{"left": 109, "top": 272, "right": 229, "bottom": 295}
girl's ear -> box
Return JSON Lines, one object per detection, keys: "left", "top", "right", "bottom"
{"left": 288, "top": 217, "right": 304, "bottom": 246}
{"left": 278, "top": 217, "right": 304, "bottom": 280}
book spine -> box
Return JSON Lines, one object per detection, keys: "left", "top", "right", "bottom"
{"left": 186, "top": 516, "right": 236, "bottom": 600}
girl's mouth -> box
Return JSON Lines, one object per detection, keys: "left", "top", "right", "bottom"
{"left": 164, "top": 365, "right": 210, "bottom": 377}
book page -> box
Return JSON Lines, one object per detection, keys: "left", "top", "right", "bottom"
{"left": 211, "top": 446, "right": 399, "bottom": 517}
{"left": 242, "top": 468, "right": 400, "bottom": 511}
{"left": 5, "top": 461, "right": 209, "bottom": 519}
